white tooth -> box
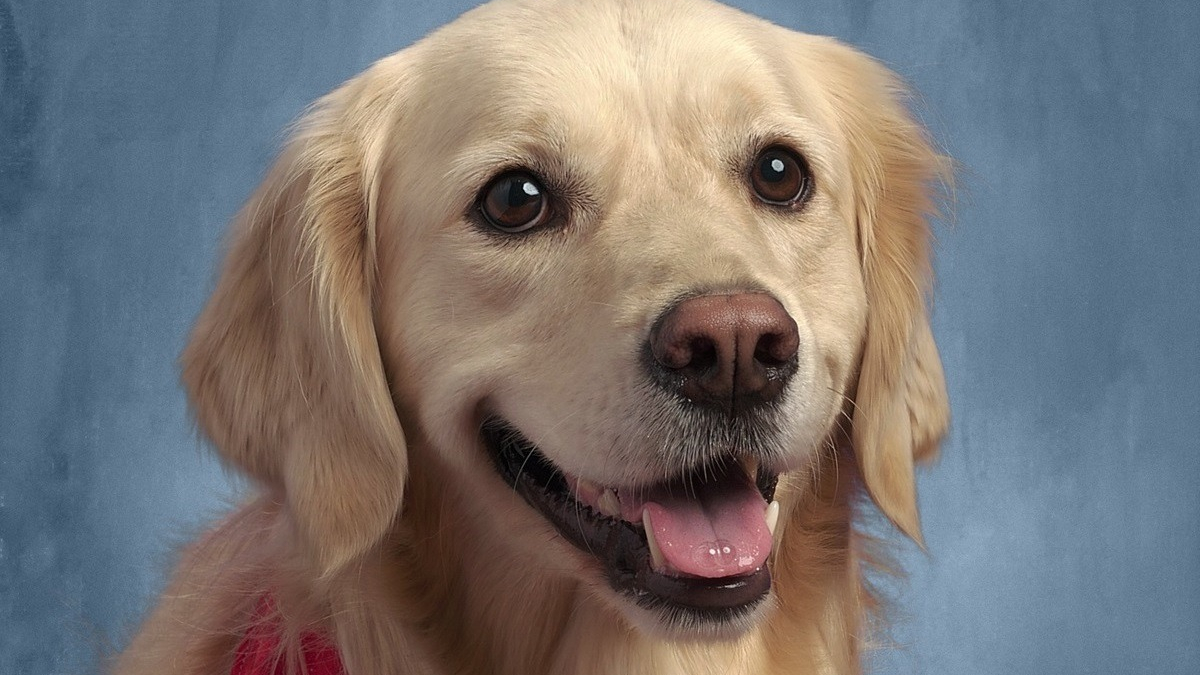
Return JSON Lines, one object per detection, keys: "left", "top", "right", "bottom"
{"left": 598, "top": 489, "right": 621, "bottom": 518}
{"left": 765, "top": 500, "right": 780, "bottom": 537}
{"left": 642, "top": 509, "right": 666, "bottom": 571}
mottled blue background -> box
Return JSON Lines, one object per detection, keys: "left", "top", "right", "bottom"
{"left": 2, "top": 0, "right": 1197, "bottom": 673}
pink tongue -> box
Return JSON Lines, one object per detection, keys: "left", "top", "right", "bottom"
{"left": 642, "top": 469, "right": 772, "bottom": 579}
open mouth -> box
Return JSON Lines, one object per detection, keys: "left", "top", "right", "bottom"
{"left": 482, "top": 418, "right": 780, "bottom": 625}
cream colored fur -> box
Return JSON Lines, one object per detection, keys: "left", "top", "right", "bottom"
{"left": 115, "top": 0, "right": 949, "bottom": 673}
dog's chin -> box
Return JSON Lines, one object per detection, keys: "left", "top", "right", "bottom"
{"left": 481, "top": 418, "right": 782, "bottom": 640}
{"left": 616, "top": 586, "right": 779, "bottom": 642}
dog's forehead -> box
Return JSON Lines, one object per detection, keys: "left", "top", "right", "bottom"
{"left": 397, "top": 0, "right": 837, "bottom": 196}
{"left": 439, "top": 0, "right": 767, "bottom": 66}
{"left": 420, "top": 0, "right": 801, "bottom": 134}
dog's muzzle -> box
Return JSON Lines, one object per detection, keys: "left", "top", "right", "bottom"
{"left": 480, "top": 292, "right": 802, "bottom": 629}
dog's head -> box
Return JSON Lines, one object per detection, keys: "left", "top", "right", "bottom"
{"left": 183, "top": 0, "right": 947, "bottom": 640}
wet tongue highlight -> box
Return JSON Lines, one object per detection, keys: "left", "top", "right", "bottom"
{"left": 642, "top": 466, "right": 771, "bottom": 578}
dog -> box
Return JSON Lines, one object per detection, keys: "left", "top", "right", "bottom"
{"left": 115, "top": 0, "right": 949, "bottom": 672}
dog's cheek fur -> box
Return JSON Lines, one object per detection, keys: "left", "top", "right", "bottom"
{"left": 775, "top": 33, "right": 951, "bottom": 542}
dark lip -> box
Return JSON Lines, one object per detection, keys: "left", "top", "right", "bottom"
{"left": 481, "top": 418, "right": 779, "bottom": 624}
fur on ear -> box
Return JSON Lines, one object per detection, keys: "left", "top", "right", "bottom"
{"left": 182, "top": 65, "right": 408, "bottom": 576}
{"left": 807, "top": 38, "right": 951, "bottom": 543}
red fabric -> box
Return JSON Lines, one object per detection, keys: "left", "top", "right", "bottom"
{"left": 231, "top": 597, "right": 345, "bottom": 675}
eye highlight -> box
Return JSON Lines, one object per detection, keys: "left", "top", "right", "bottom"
{"left": 749, "top": 146, "right": 812, "bottom": 207}
{"left": 479, "top": 171, "right": 550, "bottom": 233}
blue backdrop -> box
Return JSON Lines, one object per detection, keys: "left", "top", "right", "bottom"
{"left": 2, "top": 1, "right": 1197, "bottom": 673}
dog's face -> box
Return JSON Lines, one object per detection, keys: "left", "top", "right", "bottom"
{"left": 375, "top": 0, "right": 869, "bottom": 634}
{"left": 183, "top": 0, "right": 948, "bottom": 642}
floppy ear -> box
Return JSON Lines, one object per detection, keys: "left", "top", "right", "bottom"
{"left": 811, "top": 39, "right": 951, "bottom": 544}
{"left": 182, "top": 67, "right": 407, "bottom": 576}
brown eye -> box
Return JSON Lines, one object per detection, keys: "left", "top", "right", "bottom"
{"left": 480, "top": 171, "right": 549, "bottom": 233}
{"left": 750, "top": 146, "right": 811, "bottom": 206}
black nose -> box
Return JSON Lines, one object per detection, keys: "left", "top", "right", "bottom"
{"left": 645, "top": 293, "right": 799, "bottom": 414}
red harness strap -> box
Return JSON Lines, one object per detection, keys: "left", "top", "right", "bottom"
{"left": 230, "top": 598, "right": 345, "bottom": 675}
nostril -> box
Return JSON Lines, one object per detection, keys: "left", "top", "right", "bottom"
{"left": 686, "top": 336, "right": 718, "bottom": 373}
{"left": 753, "top": 333, "right": 787, "bottom": 367}
{"left": 753, "top": 320, "right": 799, "bottom": 367}
{"left": 655, "top": 331, "right": 717, "bottom": 371}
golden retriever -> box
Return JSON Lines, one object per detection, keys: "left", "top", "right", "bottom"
{"left": 116, "top": 0, "right": 949, "bottom": 673}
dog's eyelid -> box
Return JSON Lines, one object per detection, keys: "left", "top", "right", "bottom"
{"left": 732, "top": 128, "right": 818, "bottom": 174}
{"left": 459, "top": 141, "right": 582, "bottom": 197}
